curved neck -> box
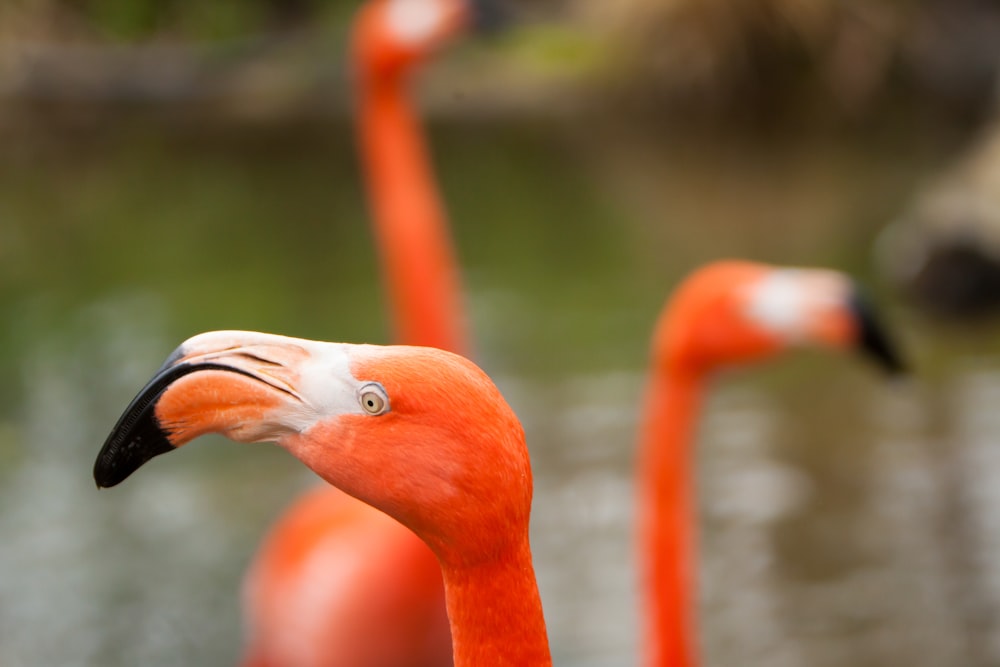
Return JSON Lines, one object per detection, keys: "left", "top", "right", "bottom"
{"left": 637, "top": 362, "right": 706, "bottom": 667}
{"left": 356, "top": 72, "right": 469, "bottom": 355}
{"left": 441, "top": 538, "right": 552, "bottom": 666}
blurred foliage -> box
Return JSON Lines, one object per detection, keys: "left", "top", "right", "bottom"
{"left": 87, "top": 0, "right": 267, "bottom": 40}
{"left": 2, "top": 0, "right": 998, "bottom": 130}
{"left": 571, "top": 0, "right": 1000, "bottom": 122}
{"left": 6, "top": 0, "right": 356, "bottom": 40}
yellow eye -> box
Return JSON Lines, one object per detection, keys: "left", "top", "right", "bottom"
{"left": 359, "top": 384, "right": 389, "bottom": 415}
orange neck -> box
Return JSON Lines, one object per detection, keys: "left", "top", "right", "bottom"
{"left": 637, "top": 362, "right": 705, "bottom": 667}
{"left": 441, "top": 537, "right": 552, "bottom": 666}
{"left": 355, "top": 71, "right": 469, "bottom": 355}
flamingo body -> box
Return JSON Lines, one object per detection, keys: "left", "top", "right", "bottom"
{"left": 242, "top": 487, "right": 451, "bottom": 667}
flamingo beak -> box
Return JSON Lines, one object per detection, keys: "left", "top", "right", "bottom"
{"left": 93, "top": 359, "right": 242, "bottom": 488}
{"left": 93, "top": 333, "right": 310, "bottom": 489}
{"left": 849, "top": 289, "right": 907, "bottom": 376}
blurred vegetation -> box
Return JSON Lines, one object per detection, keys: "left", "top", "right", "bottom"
{"left": 2, "top": 0, "right": 351, "bottom": 40}
{"left": 1, "top": 0, "right": 998, "bottom": 130}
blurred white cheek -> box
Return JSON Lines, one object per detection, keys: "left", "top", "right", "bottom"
{"left": 386, "top": 0, "right": 446, "bottom": 44}
{"left": 743, "top": 271, "right": 809, "bottom": 341}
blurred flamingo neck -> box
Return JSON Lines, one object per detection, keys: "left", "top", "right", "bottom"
{"left": 637, "top": 364, "right": 706, "bottom": 667}
{"left": 356, "top": 74, "right": 469, "bottom": 355}
{"left": 441, "top": 537, "right": 552, "bottom": 666}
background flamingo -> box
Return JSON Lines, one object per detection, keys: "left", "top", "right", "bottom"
{"left": 92, "top": 331, "right": 553, "bottom": 667}
{"left": 638, "top": 260, "right": 904, "bottom": 667}
{"left": 241, "top": 1, "right": 498, "bottom": 665}
{"left": 354, "top": 0, "right": 496, "bottom": 356}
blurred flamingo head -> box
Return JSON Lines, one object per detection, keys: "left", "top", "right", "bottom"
{"left": 652, "top": 261, "right": 905, "bottom": 375}
{"left": 352, "top": 0, "right": 504, "bottom": 79}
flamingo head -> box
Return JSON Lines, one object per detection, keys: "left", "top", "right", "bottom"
{"left": 352, "top": 0, "right": 504, "bottom": 79}
{"left": 93, "top": 331, "right": 532, "bottom": 566}
{"left": 653, "top": 261, "right": 906, "bottom": 376}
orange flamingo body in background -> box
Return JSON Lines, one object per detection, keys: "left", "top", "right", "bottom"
{"left": 240, "top": 1, "right": 495, "bottom": 665}
{"left": 638, "top": 260, "right": 904, "bottom": 667}
{"left": 241, "top": 486, "right": 449, "bottom": 667}
{"left": 93, "top": 332, "right": 553, "bottom": 667}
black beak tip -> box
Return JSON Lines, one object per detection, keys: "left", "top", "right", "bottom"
{"left": 93, "top": 424, "right": 176, "bottom": 489}
{"left": 850, "top": 290, "right": 908, "bottom": 377}
{"left": 92, "top": 360, "right": 195, "bottom": 489}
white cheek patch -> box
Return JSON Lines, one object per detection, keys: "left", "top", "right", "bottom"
{"left": 385, "top": 0, "right": 447, "bottom": 45}
{"left": 285, "top": 340, "right": 368, "bottom": 431}
{"left": 743, "top": 270, "right": 812, "bottom": 341}
{"left": 743, "top": 269, "right": 850, "bottom": 343}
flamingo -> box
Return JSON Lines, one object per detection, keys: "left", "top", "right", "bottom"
{"left": 637, "top": 260, "right": 905, "bottom": 667}
{"left": 93, "top": 331, "right": 553, "bottom": 667}
{"left": 354, "top": 0, "right": 499, "bottom": 356}
{"left": 238, "top": 1, "right": 500, "bottom": 664}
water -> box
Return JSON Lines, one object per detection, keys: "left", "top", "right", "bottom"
{"left": 1, "top": 114, "right": 997, "bottom": 665}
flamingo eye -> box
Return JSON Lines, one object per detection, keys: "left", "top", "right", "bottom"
{"left": 359, "top": 383, "right": 390, "bottom": 415}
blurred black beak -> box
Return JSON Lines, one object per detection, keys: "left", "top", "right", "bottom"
{"left": 93, "top": 359, "right": 251, "bottom": 489}
{"left": 849, "top": 290, "right": 907, "bottom": 376}
{"left": 468, "top": 0, "right": 508, "bottom": 33}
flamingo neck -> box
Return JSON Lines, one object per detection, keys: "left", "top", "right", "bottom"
{"left": 440, "top": 538, "right": 552, "bottom": 666}
{"left": 637, "top": 362, "right": 706, "bottom": 667}
{"left": 356, "top": 73, "right": 469, "bottom": 355}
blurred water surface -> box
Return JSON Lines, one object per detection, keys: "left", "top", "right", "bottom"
{"left": 2, "top": 116, "right": 1000, "bottom": 667}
